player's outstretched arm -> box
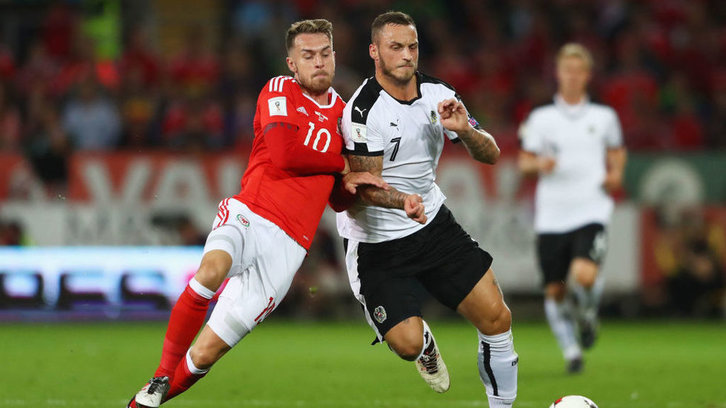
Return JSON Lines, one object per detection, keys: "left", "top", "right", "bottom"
{"left": 603, "top": 146, "right": 627, "bottom": 192}
{"left": 438, "top": 98, "right": 500, "bottom": 164}
{"left": 518, "top": 151, "right": 556, "bottom": 177}
{"left": 328, "top": 171, "right": 389, "bottom": 212}
{"left": 349, "top": 155, "right": 427, "bottom": 224}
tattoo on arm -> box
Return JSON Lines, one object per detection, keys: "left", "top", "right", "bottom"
{"left": 458, "top": 128, "right": 501, "bottom": 164}
{"left": 349, "top": 155, "right": 408, "bottom": 209}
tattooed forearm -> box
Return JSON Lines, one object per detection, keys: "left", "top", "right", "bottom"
{"left": 349, "top": 155, "right": 383, "bottom": 176}
{"left": 349, "top": 154, "right": 407, "bottom": 209}
{"left": 458, "top": 128, "right": 500, "bottom": 164}
{"left": 358, "top": 184, "right": 408, "bottom": 209}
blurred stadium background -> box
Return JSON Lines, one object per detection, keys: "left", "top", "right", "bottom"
{"left": 0, "top": 0, "right": 724, "bottom": 407}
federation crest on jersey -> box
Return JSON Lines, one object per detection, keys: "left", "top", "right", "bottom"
{"left": 315, "top": 111, "right": 328, "bottom": 122}
{"left": 268, "top": 96, "right": 287, "bottom": 116}
{"left": 429, "top": 110, "right": 438, "bottom": 124}
{"left": 236, "top": 214, "right": 250, "bottom": 228}
{"left": 373, "top": 306, "right": 387, "bottom": 323}
{"left": 351, "top": 123, "right": 367, "bottom": 142}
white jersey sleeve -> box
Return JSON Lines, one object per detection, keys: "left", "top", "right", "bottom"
{"left": 604, "top": 107, "right": 623, "bottom": 148}
{"left": 519, "top": 109, "right": 546, "bottom": 154}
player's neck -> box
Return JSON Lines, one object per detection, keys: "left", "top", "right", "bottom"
{"left": 376, "top": 72, "right": 418, "bottom": 101}
{"left": 558, "top": 91, "right": 586, "bottom": 105}
{"left": 302, "top": 88, "right": 330, "bottom": 105}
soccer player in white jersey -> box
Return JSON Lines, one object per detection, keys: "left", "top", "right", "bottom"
{"left": 337, "top": 11, "right": 517, "bottom": 408}
{"left": 518, "top": 43, "right": 627, "bottom": 373}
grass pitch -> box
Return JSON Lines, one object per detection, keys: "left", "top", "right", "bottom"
{"left": 0, "top": 319, "right": 723, "bottom": 407}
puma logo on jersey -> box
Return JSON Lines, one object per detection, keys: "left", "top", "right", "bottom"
{"left": 389, "top": 121, "right": 398, "bottom": 127}
{"left": 354, "top": 106, "right": 367, "bottom": 116}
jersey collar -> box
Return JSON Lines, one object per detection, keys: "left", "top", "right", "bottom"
{"left": 376, "top": 71, "right": 423, "bottom": 105}
{"left": 554, "top": 94, "right": 590, "bottom": 119}
{"left": 300, "top": 86, "right": 339, "bottom": 109}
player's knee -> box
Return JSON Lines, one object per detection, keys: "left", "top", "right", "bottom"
{"left": 391, "top": 340, "right": 423, "bottom": 361}
{"left": 385, "top": 329, "right": 424, "bottom": 361}
{"left": 575, "top": 272, "right": 596, "bottom": 288}
{"left": 545, "top": 282, "right": 567, "bottom": 301}
{"left": 195, "top": 251, "right": 232, "bottom": 291}
{"left": 572, "top": 259, "right": 598, "bottom": 288}
{"left": 479, "top": 301, "right": 512, "bottom": 335}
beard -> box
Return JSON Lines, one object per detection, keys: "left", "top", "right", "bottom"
{"left": 380, "top": 57, "right": 417, "bottom": 85}
{"left": 298, "top": 71, "right": 333, "bottom": 95}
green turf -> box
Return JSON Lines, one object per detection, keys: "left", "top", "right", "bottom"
{"left": 0, "top": 320, "right": 724, "bottom": 407}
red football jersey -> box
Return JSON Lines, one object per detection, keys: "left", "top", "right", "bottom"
{"left": 234, "top": 76, "right": 346, "bottom": 250}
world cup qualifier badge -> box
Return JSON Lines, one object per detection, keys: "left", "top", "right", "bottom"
{"left": 373, "top": 305, "right": 387, "bottom": 323}
{"left": 236, "top": 214, "right": 250, "bottom": 228}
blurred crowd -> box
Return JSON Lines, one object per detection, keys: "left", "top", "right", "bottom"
{"left": 0, "top": 0, "right": 724, "bottom": 166}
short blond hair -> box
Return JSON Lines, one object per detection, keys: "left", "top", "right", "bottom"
{"left": 557, "top": 43, "right": 593, "bottom": 70}
{"left": 286, "top": 19, "right": 333, "bottom": 51}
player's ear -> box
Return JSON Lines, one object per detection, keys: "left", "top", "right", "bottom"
{"left": 369, "top": 43, "right": 378, "bottom": 61}
{"left": 286, "top": 56, "right": 297, "bottom": 75}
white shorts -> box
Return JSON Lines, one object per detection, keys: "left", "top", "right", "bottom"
{"left": 203, "top": 198, "right": 306, "bottom": 347}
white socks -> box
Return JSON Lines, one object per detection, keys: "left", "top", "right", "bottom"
{"left": 478, "top": 330, "right": 518, "bottom": 408}
{"left": 416, "top": 320, "right": 435, "bottom": 360}
{"left": 544, "top": 297, "right": 581, "bottom": 361}
{"left": 572, "top": 276, "right": 604, "bottom": 325}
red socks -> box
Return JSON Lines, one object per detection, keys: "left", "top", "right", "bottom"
{"left": 164, "top": 353, "right": 208, "bottom": 401}
{"left": 154, "top": 284, "right": 212, "bottom": 379}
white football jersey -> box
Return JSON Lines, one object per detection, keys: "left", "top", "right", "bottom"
{"left": 337, "top": 73, "right": 474, "bottom": 243}
{"left": 519, "top": 95, "right": 623, "bottom": 233}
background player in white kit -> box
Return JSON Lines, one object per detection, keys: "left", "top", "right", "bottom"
{"left": 337, "top": 11, "right": 517, "bottom": 408}
{"left": 518, "top": 43, "right": 627, "bottom": 373}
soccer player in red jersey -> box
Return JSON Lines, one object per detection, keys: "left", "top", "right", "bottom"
{"left": 127, "top": 19, "right": 387, "bottom": 408}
